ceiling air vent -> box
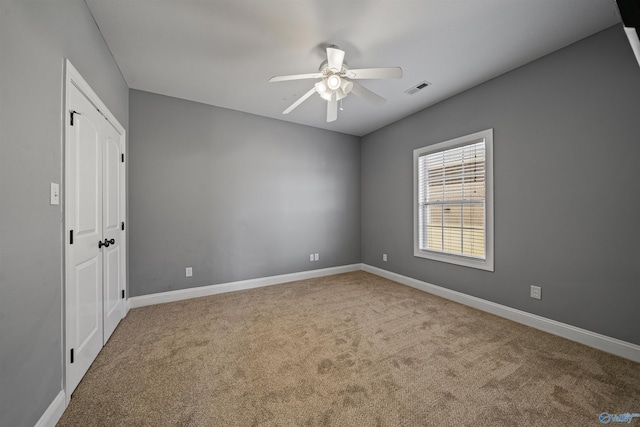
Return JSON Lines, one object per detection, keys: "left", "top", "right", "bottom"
{"left": 404, "top": 81, "right": 431, "bottom": 95}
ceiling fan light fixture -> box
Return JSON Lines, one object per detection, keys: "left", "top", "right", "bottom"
{"left": 315, "top": 80, "right": 333, "bottom": 101}
{"left": 341, "top": 79, "right": 353, "bottom": 95}
{"left": 315, "top": 80, "right": 327, "bottom": 94}
{"left": 327, "top": 74, "right": 341, "bottom": 90}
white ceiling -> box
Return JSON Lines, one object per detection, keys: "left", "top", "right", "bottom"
{"left": 85, "top": 0, "right": 621, "bottom": 136}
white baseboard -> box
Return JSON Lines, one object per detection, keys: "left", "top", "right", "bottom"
{"left": 35, "top": 390, "right": 65, "bottom": 427}
{"left": 362, "top": 264, "right": 640, "bottom": 363}
{"left": 129, "top": 264, "right": 361, "bottom": 309}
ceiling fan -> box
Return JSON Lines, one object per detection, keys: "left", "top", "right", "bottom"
{"left": 269, "top": 45, "right": 403, "bottom": 122}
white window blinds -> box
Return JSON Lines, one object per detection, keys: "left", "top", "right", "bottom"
{"left": 418, "top": 140, "right": 486, "bottom": 259}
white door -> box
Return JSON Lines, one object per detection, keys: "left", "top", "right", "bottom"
{"left": 65, "top": 60, "right": 127, "bottom": 399}
{"left": 102, "top": 118, "right": 124, "bottom": 342}
{"left": 66, "top": 83, "right": 105, "bottom": 395}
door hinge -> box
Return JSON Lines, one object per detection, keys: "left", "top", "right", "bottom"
{"left": 70, "top": 230, "right": 74, "bottom": 245}
{"left": 70, "top": 110, "right": 79, "bottom": 126}
{"left": 121, "top": 153, "right": 124, "bottom": 163}
{"left": 70, "top": 348, "right": 74, "bottom": 364}
{"left": 121, "top": 221, "right": 125, "bottom": 231}
{"left": 122, "top": 290, "right": 125, "bottom": 299}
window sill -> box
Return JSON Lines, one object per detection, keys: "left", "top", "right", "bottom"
{"left": 414, "top": 249, "right": 494, "bottom": 272}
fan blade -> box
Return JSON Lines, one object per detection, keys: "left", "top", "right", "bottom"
{"left": 351, "top": 82, "right": 386, "bottom": 104}
{"left": 346, "top": 67, "right": 403, "bottom": 80}
{"left": 283, "top": 87, "right": 317, "bottom": 114}
{"left": 269, "top": 73, "right": 323, "bottom": 82}
{"left": 327, "top": 46, "right": 345, "bottom": 72}
{"left": 327, "top": 92, "right": 338, "bottom": 122}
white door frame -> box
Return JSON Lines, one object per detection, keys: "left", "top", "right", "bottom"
{"left": 63, "top": 59, "right": 127, "bottom": 403}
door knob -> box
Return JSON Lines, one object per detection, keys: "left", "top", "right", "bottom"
{"left": 98, "top": 238, "right": 115, "bottom": 249}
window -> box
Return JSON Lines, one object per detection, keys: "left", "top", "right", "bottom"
{"left": 414, "top": 129, "right": 494, "bottom": 271}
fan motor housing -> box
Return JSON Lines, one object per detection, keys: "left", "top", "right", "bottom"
{"left": 319, "top": 59, "right": 347, "bottom": 75}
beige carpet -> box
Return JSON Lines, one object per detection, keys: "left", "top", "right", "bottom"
{"left": 57, "top": 271, "right": 640, "bottom": 426}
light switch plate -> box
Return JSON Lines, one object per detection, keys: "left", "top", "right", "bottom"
{"left": 50, "top": 183, "right": 60, "bottom": 205}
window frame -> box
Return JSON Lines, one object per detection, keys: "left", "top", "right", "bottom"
{"left": 413, "top": 129, "right": 494, "bottom": 271}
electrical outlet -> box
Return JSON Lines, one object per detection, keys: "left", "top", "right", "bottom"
{"left": 314, "top": 253, "right": 319, "bottom": 261}
{"left": 186, "top": 267, "right": 193, "bottom": 277}
{"left": 530, "top": 285, "right": 541, "bottom": 300}
{"left": 310, "top": 254, "right": 314, "bottom": 262}
{"left": 382, "top": 253, "right": 387, "bottom": 262}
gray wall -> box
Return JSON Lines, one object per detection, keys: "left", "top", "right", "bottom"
{"left": 129, "top": 90, "right": 360, "bottom": 296}
{"left": 0, "top": 1, "right": 128, "bottom": 426}
{"left": 361, "top": 25, "right": 640, "bottom": 345}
